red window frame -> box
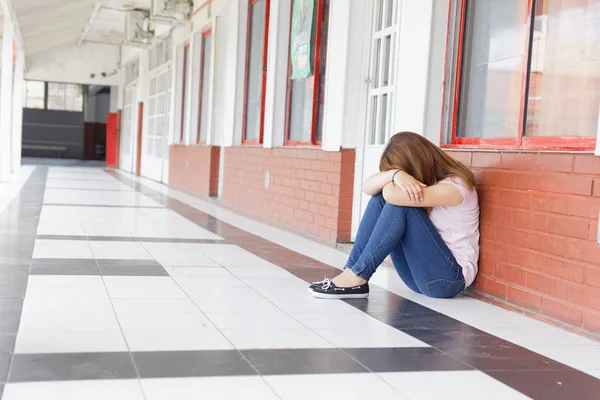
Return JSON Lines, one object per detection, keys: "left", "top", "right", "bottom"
{"left": 242, "top": 0, "right": 271, "bottom": 145}
{"left": 442, "top": 0, "right": 597, "bottom": 151}
{"left": 196, "top": 27, "right": 212, "bottom": 145}
{"left": 284, "top": 0, "right": 327, "bottom": 147}
{"left": 179, "top": 42, "right": 190, "bottom": 144}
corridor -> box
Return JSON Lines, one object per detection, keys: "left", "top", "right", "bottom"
{"left": 0, "top": 163, "right": 597, "bottom": 399}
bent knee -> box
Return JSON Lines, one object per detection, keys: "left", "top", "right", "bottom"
{"left": 421, "top": 279, "right": 465, "bottom": 299}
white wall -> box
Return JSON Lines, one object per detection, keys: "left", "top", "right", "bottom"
{"left": 25, "top": 43, "right": 122, "bottom": 86}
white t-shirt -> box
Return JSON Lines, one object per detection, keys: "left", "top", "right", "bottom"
{"left": 429, "top": 177, "right": 480, "bottom": 287}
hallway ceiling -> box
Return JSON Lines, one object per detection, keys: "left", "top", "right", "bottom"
{"left": 12, "top": 0, "right": 152, "bottom": 57}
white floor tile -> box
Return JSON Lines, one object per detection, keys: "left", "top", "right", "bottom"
{"left": 291, "top": 312, "right": 390, "bottom": 330}
{"left": 488, "top": 327, "right": 599, "bottom": 347}
{"left": 3, "top": 380, "right": 145, "bottom": 400}
{"left": 19, "top": 313, "right": 120, "bottom": 331}
{"left": 174, "top": 276, "right": 248, "bottom": 290}
{"left": 531, "top": 345, "right": 600, "bottom": 371}
{"left": 265, "top": 373, "right": 405, "bottom": 400}
{"left": 226, "top": 265, "right": 295, "bottom": 278}
{"left": 22, "top": 298, "right": 114, "bottom": 314}
{"left": 208, "top": 311, "right": 305, "bottom": 330}
{"left": 14, "top": 330, "right": 128, "bottom": 353}
{"left": 111, "top": 298, "right": 201, "bottom": 314}
{"left": 379, "top": 371, "right": 530, "bottom": 400}
{"left": 32, "top": 239, "right": 93, "bottom": 259}
{"left": 315, "top": 327, "right": 429, "bottom": 348}
{"left": 191, "top": 296, "right": 282, "bottom": 314}
{"left": 82, "top": 222, "right": 134, "bottom": 237}
{"left": 89, "top": 241, "right": 153, "bottom": 260}
{"left": 117, "top": 313, "right": 214, "bottom": 330}
{"left": 586, "top": 370, "right": 600, "bottom": 379}
{"left": 164, "top": 266, "right": 234, "bottom": 277}
{"left": 123, "top": 329, "right": 234, "bottom": 351}
{"left": 141, "top": 377, "right": 279, "bottom": 400}
{"left": 103, "top": 276, "right": 187, "bottom": 299}
{"left": 222, "top": 328, "right": 334, "bottom": 349}
{"left": 191, "top": 244, "right": 270, "bottom": 266}
{"left": 25, "top": 276, "right": 108, "bottom": 299}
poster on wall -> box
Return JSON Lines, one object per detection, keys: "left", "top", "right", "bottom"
{"left": 290, "top": 0, "right": 315, "bottom": 79}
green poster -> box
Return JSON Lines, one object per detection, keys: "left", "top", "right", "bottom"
{"left": 290, "top": 0, "right": 315, "bottom": 79}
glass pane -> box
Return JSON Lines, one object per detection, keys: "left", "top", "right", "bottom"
{"left": 373, "top": 38, "right": 381, "bottom": 89}
{"left": 244, "top": 0, "right": 267, "bottom": 141}
{"left": 288, "top": 0, "right": 320, "bottom": 143}
{"left": 65, "top": 84, "right": 83, "bottom": 112}
{"left": 375, "top": 0, "right": 384, "bottom": 31}
{"left": 315, "top": 0, "right": 330, "bottom": 143}
{"left": 199, "top": 34, "right": 213, "bottom": 142}
{"left": 47, "top": 83, "right": 66, "bottom": 111}
{"left": 379, "top": 93, "right": 388, "bottom": 144}
{"left": 457, "top": 0, "right": 529, "bottom": 139}
{"left": 526, "top": 0, "right": 600, "bottom": 137}
{"left": 382, "top": 34, "right": 392, "bottom": 87}
{"left": 24, "top": 81, "right": 45, "bottom": 109}
{"left": 369, "top": 96, "right": 378, "bottom": 145}
{"left": 384, "top": 0, "right": 395, "bottom": 28}
{"left": 289, "top": 76, "right": 314, "bottom": 142}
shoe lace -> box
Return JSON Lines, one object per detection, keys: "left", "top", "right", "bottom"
{"left": 320, "top": 278, "right": 332, "bottom": 290}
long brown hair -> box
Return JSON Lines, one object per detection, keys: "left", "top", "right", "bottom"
{"left": 379, "top": 131, "right": 476, "bottom": 190}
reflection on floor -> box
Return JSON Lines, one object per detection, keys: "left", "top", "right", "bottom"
{"left": 0, "top": 164, "right": 598, "bottom": 400}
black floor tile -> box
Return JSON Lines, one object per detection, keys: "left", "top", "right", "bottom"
{"left": 0, "top": 300, "right": 23, "bottom": 314}
{"left": 31, "top": 259, "right": 96, "bottom": 266}
{"left": 343, "top": 347, "right": 472, "bottom": 372}
{"left": 9, "top": 353, "right": 138, "bottom": 382}
{"left": 99, "top": 265, "right": 168, "bottom": 276}
{"left": 0, "top": 335, "right": 16, "bottom": 353}
{"left": 97, "top": 260, "right": 162, "bottom": 267}
{"left": 488, "top": 370, "right": 600, "bottom": 400}
{"left": 0, "top": 287, "right": 26, "bottom": 299}
{"left": 0, "top": 276, "right": 28, "bottom": 287}
{"left": 30, "top": 264, "right": 100, "bottom": 275}
{"left": 0, "top": 266, "right": 29, "bottom": 276}
{"left": 242, "top": 348, "right": 368, "bottom": 375}
{"left": 133, "top": 350, "right": 256, "bottom": 378}
{"left": 402, "top": 328, "right": 514, "bottom": 349}
{"left": 445, "top": 346, "right": 570, "bottom": 371}
{"left": 0, "top": 354, "right": 10, "bottom": 382}
{"left": 0, "top": 314, "right": 20, "bottom": 334}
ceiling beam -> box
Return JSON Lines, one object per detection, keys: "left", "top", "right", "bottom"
{"left": 0, "top": 0, "right": 25, "bottom": 52}
{"left": 77, "top": 2, "right": 103, "bottom": 47}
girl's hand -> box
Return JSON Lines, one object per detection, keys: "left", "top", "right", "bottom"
{"left": 393, "top": 171, "right": 427, "bottom": 204}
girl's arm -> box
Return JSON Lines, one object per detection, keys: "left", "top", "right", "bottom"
{"left": 362, "top": 170, "right": 397, "bottom": 196}
{"left": 382, "top": 182, "right": 464, "bottom": 208}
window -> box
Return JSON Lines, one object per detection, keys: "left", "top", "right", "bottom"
{"left": 285, "top": 0, "right": 330, "bottom": 145}
{"left": 147, "top": 67, "right": 172, "bottom": 158}
{"left": 447, "top": 0, "right": 599, "bottom": 149}
{"left": 197, "top": 28, "right": 213, "bottom": 143}
{"left": 24, "top": 81, "right": 45, "bottom": 109}
{"left": 47, "top": 83, "right": 83, "bottom": 112}
{"left": 180, "top": 43, "right": 190, "bottom": 143}
{"left": 243, "top": 0, "right": 270, "bottom": 144}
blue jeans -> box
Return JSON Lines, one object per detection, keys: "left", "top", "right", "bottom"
{"left": 347, "top": 193, "right": 465, "bottom": 298}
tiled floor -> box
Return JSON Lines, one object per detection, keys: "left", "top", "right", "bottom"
{"left": 0, "top": 163, "right": 598, "bottom": 399}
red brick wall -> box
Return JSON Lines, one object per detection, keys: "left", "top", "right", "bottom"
{"left": 169, "top": 145, "right": 220, "bottom": 198}
{"left": 448, "top": 151, "right": 600, "bottom": 335}
{"left": 222, "top": 147, "right": 355, "bottom": 244}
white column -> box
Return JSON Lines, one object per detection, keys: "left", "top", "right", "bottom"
{"left": 321, "top": 0, "right": 367, "bottom": 152}
{"left": 262, "top": 0, "right": 291, "bottom": 148}
{"left": 393, "top": 0, "right": 434, "bottom": 135}
{"left": 11, "top": 48, "right": 24, "bottom": 173}
{"left": 0, "top": 16, "right": 14, "bottom": 181}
